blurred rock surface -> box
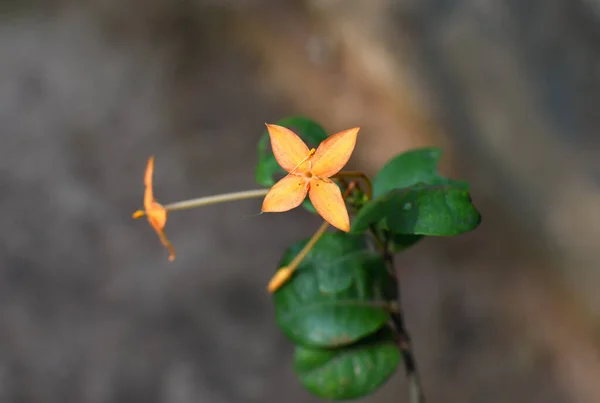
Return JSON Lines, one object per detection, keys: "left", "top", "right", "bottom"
{"left": 0, "top": 0, "right": 598, "bottom": 402}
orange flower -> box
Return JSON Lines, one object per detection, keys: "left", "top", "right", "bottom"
{"left": 132, "top": 156, "right": 176, "bottom": 261}
{"left": 261, "top": 124, "right": 359, "bottom": 232}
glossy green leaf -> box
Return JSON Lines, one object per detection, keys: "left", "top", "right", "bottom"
{"left": 373, "top": 147, "right": 469, "bottom": 198}
{"left": 352, "top": 184, "right": 481, "bottom": 235}
{"left": 273, "top": 233, "right": 397, "bottom": 348}
{"left": 256, "top": 116, "right": 328, "bottom": 214}
{"left": 293, "top": 328, "right": 401, "bottom": 400}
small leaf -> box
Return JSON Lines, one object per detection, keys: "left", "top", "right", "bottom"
{"left": 373, "top": 147, "right": 469, "bottom": 198}
{"left": 256, "top": 117, "right": 328, "bottom": 214}
{"left": 293, "top": 328, "right": 401, "bottom": 400}
{"left": 352, "top": 184, "right": 481, "bottom": 236}
{"left": 273, "top": 233, "right": 396, "bottom": 348}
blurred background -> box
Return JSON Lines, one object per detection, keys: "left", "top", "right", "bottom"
{"left": 0, "top": 0, "right": 599, "bottom": 402}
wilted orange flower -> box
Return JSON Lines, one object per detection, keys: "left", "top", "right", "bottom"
{"left": 132, "top": 156, "right": 176, "bottom": 261}
{"left": 261, "top": 124, "right": 359, "bottom": 232}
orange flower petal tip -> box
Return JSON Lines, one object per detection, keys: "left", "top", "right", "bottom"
{"left": 267, "top": 266, "right": 295, "bottom": 293}
{"left": 132, "top": 210, "right": 145, "bottom": 219}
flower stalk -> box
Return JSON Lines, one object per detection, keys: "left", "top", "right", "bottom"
{"left": 267, "top": 220, "right": 330, "bottom": 293}
{"left": 137, "top": 189, "right": 270, "bottom": 214}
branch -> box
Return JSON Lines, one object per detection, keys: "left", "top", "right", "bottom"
{"left": 391, "top": 311, "right": 425, "bottom": 403}
{"left": 383, "top": 241, "right": 426, "bottom": 403}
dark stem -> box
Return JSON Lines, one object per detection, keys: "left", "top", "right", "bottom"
{"left": 383, "top": 238, "right": 426, "bottom": 403}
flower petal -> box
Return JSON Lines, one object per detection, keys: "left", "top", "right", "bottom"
{"left": 156, "top": 227, "right": 176, "bottom": 262}
{"left": 308, "top": 179, "right": 350, "bottom": 232}
{"left": 147, "top": 202, "right": 167, "bottom": 230}
{"left": 266, "top": 124, "right": 311, "bottom": 173}
{"left": 262, "top": 175, "right": 308, "bottom": 212}
{"left": 138, "top": 156, "right": 175, "bottom": 261}
{"left": 146, "top": 201, "right": 175, "bottom": 261}
{"left": 143, "top": 156, "right": 156, "bottom": 210}
{"left": 311, "top": 127, "right": 359, "bottom": 178}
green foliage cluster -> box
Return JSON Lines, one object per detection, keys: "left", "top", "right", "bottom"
{"left": 256, "top": 117, "right": 481, "bottom": 399}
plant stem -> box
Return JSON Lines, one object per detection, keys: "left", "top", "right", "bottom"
{"left": 267, "top": 220, "right": 330, "bottom": 293}
{"left": 334, "top": 171, "right": 373, "bottom": 200}
{"left": 392, "top": 312, "right": 425, "bottom": 403}
{"left": 163, "top": 189, "right": 269, "bottom": 212}
{"left": 383, "top": 239, "right": 426, "bottom": 403}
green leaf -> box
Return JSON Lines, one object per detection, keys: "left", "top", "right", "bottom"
{"left": 255, "top": 116, "right": 328, "bottom": 214}
{"left": 352, "top": 184, "right": 481, "bottom": 235}
{"left": 387, "top": 233, "right": 424, "bottom": 253}
{"left": 293, "top": 328, "right": 401, "bottom": 400}
{"left": 373, "top": 147, "right": 469, "bottom": 198}
{"left": 273, "top": 233, "right": 397, "bottom": 348}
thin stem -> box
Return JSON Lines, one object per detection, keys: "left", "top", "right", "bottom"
{"left": 392, "top": 312, "right": 425, "bottom": 403}
{"left": 267, "top": 220, "right": 330, "bottom": 293}
{"left": 369, "top": 224, "right": 386, "bottom": 253}
{"left": 289, "top": 221, "right": 330, "bottom": 270}
{"left": 333, "top": 171, "right": 373, "bottom": 200}
{"left": 383, "top": 238, "right": 426, "bottom": 403}
{"left": 163, "top": 189, "right": 269, "bottom": 212}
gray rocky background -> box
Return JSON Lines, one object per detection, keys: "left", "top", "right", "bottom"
{"left": 0, "top": 0, "right": 599, "bottom": 402}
